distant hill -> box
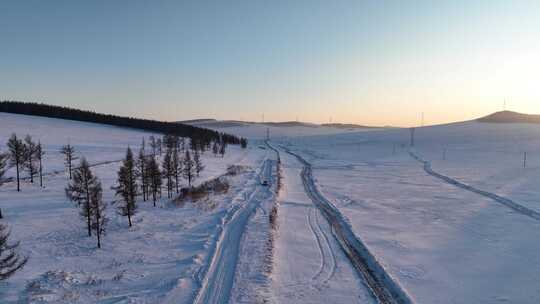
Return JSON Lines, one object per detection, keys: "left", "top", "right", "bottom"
{"left": 180, "top": 119, "right": 249, "bottom": 128}
{"left": 181, "top": 119, "right": 319, "bottom": 128}
{"left": 179, "top": 118, "right": 217, "bottom": 124}
{"left": 477, "top": 111, "right": 540, "bottom": 124}
{"left": 182, "top": 119, "right": 388, "bottom": 129}
{"left": 0, "top": 101, "right": 244, "bottom": 145}
{"left": 261, "top": 121, "right": 318, "bottom": 128}
{"left": 321, "top": 123, "right": 382, "bottom": 129}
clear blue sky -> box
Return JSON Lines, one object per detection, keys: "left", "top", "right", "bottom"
{"left": 1, "top": 1, "right": 539, "bottom": 126}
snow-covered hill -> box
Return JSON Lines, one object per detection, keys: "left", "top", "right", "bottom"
{"left": 277, "top": 119, "right": 540, "bottom": 303}
{"left": 182, "top": 118, "right": 384, "bottom": 139}
{"left": 0, "top": 112, "right": 265, "bottom": 303}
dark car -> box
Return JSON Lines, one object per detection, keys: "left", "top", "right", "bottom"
{"left": 261, "top": 180, "right": 269, "bottom": 186}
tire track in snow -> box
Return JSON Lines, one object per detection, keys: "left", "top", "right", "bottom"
{"left": 314, "top": 210, "right": 337, "bottom": 283}
{"left": 188, "top": 158, "right": 274, "bottom": 304}
{"left": 306, "top": 207, "right": 326, "bottom": 281}
{"left": 306, "top": 207, "right": 338, "bottom": 285}
{"left": 409, "top": 151, "right": 540, "bottom": 221}
{"left": 282, "top": 146, "right": 413, "bottom": 304}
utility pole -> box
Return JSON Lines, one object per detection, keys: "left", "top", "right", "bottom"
{"left": 410, "top": 127, "right": 415, "bottom": 147}
{"left": 524, "top": 152, "right": 527, "bottom": 168}
{"left": 266, "top": 128, "right": 270, "bottom": 141}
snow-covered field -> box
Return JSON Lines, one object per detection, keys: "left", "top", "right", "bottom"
{"left": 273, "top": 121, "right": 540, "bottom": 303}
{"left": 4, "top": 111, "right": 540, "bottom": 303}
{"left": 0, "top": 113, "right": 268, "bottom": 303}
{"left": 271, "top": 149, "right": 375, "bottom": 304}
{"left": 187, "top": 120, "right": 371, "bottom": 140}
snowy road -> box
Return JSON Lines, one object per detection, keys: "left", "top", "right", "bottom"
{"left": 190, "top": 156, "right": 275, "bottom": 304}
{"left": 272, "top": 146, "right": 376, "bottom": 304}
{"left": 410, "top": 150, "right": 540, "bottom": 221}
{"left": 282, "top": 147, "right": 412, "bottom": 304}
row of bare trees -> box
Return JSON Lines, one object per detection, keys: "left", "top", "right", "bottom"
{"left": 3, "top": 134, "right": 77, "bottom": 194}
{"left": 5, "top": 134, "right": 45, "bottom": 192}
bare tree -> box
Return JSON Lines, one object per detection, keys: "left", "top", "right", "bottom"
{"left": 7, "top": 134, "right": 24, "bottom": 192}
{"left": 89, "top": 182, "right": 107, "bottom": 249}
{"left": 36, "top": 141, "right": 45, "bottom": 187}
{"left": 23, "top": 135, "right": 38, "bottom": 183}
{"left": 148, "top": 157, "right": 162, "bottom": 207}
{"left": 172, "top": 148, "right": 182, "bottom": 193}
{"left": 182, "top": 150, "right": 195, "bottom": 187}
{"left": 162, "top": 149, "right": 174, "bottom": 198}
{"left": 65, "top": 158, "right": 100, "bottom": 237}
{"left": 0, "top": 223, "right": 28, "bottom": 280}
{"left": 60, "top": 143, "right": 78, "bottom": 180}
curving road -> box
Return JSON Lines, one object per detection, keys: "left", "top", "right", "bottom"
{"left": 283, "top": 146, "right": 413, "bottom": 304}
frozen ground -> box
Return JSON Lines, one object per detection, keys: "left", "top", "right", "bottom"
{"left": 5, "top": 111, "right": 540, "bottom": 303}
{"left": 0, "top": 113, "right": 267, "bottom": 303}
{"left": 275, "top": 120, "right": 540, "bottom": 303}
{"left": 271, "top": 148, "right": 375, "bottom": 304}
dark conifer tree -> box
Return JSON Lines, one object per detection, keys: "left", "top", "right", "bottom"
{"left": 23, "top": 135, "right": 38, "bottom": 183}
{"left": 89, "top": 182, "right": 107, "bottom": 249}
{"left": 172, "top": 148, "right": 182, "bottom": 193}
{"left": 60, "top": 143, "right": 78, "bottom": 180}
{"left": 0, "top": 223, "right": 28, "bottom": 280}
{"left": 148, "top": 157, "right": 162, "bottom": 207}
{"left": 193, "top": 148, "right": 204, "bottom": 177}
{"left": 212, "top": 141, "right": 219, "bottom": 156}
{"left": 65, "top": 158, "right": 100, "bottom": 237}
{"left": 162, "top": 149, "right": 174, "bottom": 198}
{"left": 182, "top": 150, "right": 195, "bottom": 187}
{"left": 36, "top": 141, "right": 45, "bottom": 187}
{"left": 136, "top": 138, "right": 147, "bottom": 201}
{"left": 7, "top": 134, "right": 24, "bottom": 192}
{"left": 219, "top": 140, "right": 227, "bottom": 158}
{"left": 114, "top": 147, "right": 138, "bottom": 227}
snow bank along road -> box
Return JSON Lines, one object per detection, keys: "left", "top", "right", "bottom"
{"left": 283, "top": 146, "right": 413, "bottom": 304}
{"left": 409, "top": 151, "right": 540, "bottom": 221}
{"left": 190, "top": 156, "right": 275, "bottom": 304}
